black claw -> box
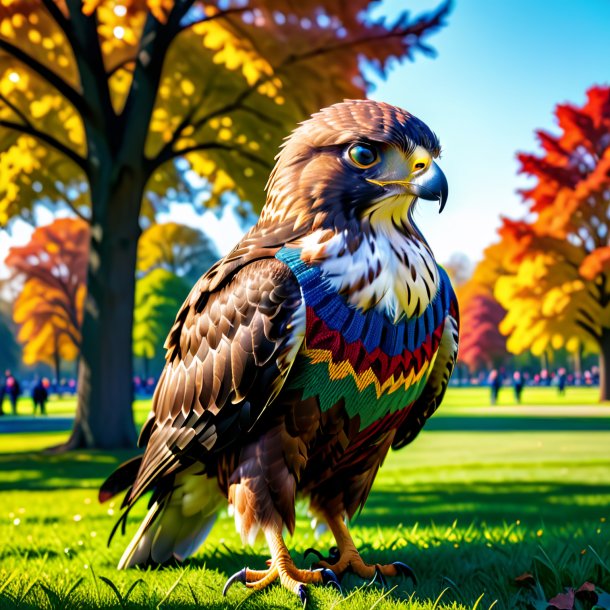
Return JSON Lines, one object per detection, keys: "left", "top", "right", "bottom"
{"left": 297, "top": 584, "right": 308, "bottom": 606}
{"left": 303, "top": 547, "right": 325, "bottom": 561}
{"left": 317, "top": 568, "right": 342, "bottom": 593}
{"left": 222, "top": 567, "right": 247, "bottom": 596}
{"left": 367, "top": 566, "right": 388, "bottom": 589}
{"left": 392, "top": 561, "right": 417, "bottom": 585}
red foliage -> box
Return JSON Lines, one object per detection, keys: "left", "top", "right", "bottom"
{"left": 518, "top": 86, "right": 610, "bottom": 216}
{"left": 458, "top": 292, "right": 507, "bottom": 371}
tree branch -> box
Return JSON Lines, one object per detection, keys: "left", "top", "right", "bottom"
{"left": 146, "top": 141, "right": 271, "bottom": 177}
{"left": 0, "top": 38, "right": 87, "bottom": 116}
{"left": 107, "top": 2, "right": 238, "bottom": 83}
{"left": 0, "top": 119, "right": 88, "bottom": 173}
{"left": 147, "top": 1, "right": 448, "bottom": 179}
{"left": 0, "top": 92, "right": 32, "bottom": 127}
{"left": 48, "top": 186, "right": 91, "bottom": 223}
{"left": 576, "top": 319, "right": 600, "bottom": 341}
{"left": 40, "top": 0, "right": 72, "bottom": 38}
{"left": 177, "top": 6, "right": 250, "bottom": 34}
{"left": 106, "top": 56, "right": 137, "bottom": 78}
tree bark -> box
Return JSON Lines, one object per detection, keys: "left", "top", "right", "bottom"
{"left": 598, "top": 328, "right": 610, "bottom": 401}
{"left": 61, "top": 167, "right": 143, "bottom": 450}
{"left": 53, "top": 341, "right": 61, "bottom": 383}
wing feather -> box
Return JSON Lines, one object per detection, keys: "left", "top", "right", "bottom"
{"left": 122, "top": 257, "right": 305, "bottom": 507}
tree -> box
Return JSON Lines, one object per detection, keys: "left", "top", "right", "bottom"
{"left": 458, "top": 284, "right": 507, "bottom": 372}
{"left": 5, "top": 218, "right": 87, "bottom": 379}
{"left": 133, "top": 267, "right": 189, "bottom": 377}
{"left": 495, "top": 86, "right": 610, "bottom": 399}
{"left": 0, "top": 0, "right": 450, "bottom": 448}
{"left": 137, "top": 221, "right": 218, "bottom": 283}
{"left": 135, "top": 222, "right": 216, "bottom": 376}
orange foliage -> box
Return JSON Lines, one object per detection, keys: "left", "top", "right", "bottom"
{"left": 488, "top": 86, "right": 610, "bottom": 367}
{"left": 5, "top": 218, "right": 88, "bottom": 367}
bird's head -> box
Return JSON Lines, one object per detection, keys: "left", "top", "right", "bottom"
{"left": 261, "top": 99, "right": 447, "bottom": 242}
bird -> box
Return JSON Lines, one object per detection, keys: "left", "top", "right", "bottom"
{"left": 100, "top": 99, "right": 459, "bottom": 603}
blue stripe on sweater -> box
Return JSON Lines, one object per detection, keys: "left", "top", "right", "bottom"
{"left": 276, "top": 246, "right": 451, "bottom": 357}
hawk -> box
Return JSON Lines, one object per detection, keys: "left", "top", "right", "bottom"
{"left": 101, "top": 99, "right": 459, "bottom": 602}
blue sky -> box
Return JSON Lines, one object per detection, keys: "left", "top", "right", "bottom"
{"left": 1, "top": 0, "right": 610, "bottom": 275}
{"left": 369, "top": 0, "right": 610, "bottom": 263}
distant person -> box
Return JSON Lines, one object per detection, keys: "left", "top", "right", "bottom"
{"left": 488, "top": 369, "right": 502, "bottom": 405}
{"left": 512, "top": 371, "right": 524, "bottom": 404}
{"left": 32, "top": 378, "right": 50, "bottom": 415}
{"left": 6, "top": 374, "right": 21, "bottom": 415}
{"left": 557, "top": 368, "right": 567, "bottom": 395}
{"left": 591, "top": 366, "right": 600, "bottom": 385}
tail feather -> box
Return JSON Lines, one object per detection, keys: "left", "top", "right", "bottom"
{"left": 99, "top": 456, "right": 143, "bottom": 504}
{"left": 117, "top": 469, "right": 223, "bottom": 569}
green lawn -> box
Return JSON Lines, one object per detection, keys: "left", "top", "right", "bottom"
{"left": 0, "top": 388, "right": 609, "bottom": 609}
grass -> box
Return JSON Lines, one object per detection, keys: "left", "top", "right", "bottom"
{"left": 0, "top": 388, "right": 609, "bottom": 610}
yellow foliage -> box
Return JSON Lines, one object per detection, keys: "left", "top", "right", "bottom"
{"left": 494, "top": 246, "right": 597, "bottom": 356}
{"left": 14, "top": 277, "right": 81, "bottom": 367}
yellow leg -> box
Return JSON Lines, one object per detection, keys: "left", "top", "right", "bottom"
{"left": 223, "top": 522, "right": 341, "bottom": 602}
{"left": 311, "top": 514, "right": 416, "bottom": 585}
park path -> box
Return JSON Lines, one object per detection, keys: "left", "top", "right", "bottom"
{"left": 0, "top": 416, "right": 73, "bottom": 434}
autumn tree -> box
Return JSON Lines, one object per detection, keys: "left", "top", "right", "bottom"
{"left": 137, "top": 220, "right": 218, "bottom": 283}
{"left": 134, "top": 222, "right": 214, "bottom": 376}
{"left": 454, "top": 244, "right": 507, "bottom": 372}
{"left": 133, "top": 268, "right": 189, "bottom": 377}
{"left": 5, "top": 218, "right": 87, "bottom": 380}
{"left": 0, "top": 0, "right": 450, "bottom": 448}
{"left": 494, "top": 86, "right": 610, "bottom": 399}
{"left": 458, "top": 287, "right": 507, "bottom": 372}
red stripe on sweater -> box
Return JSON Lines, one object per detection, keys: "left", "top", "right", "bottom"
{"left": 305, "top": 306, "right": 444, "bottom": 385}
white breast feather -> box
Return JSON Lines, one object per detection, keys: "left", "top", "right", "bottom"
{"left": 300, "top": 223, "right": 439, "bottom": 321}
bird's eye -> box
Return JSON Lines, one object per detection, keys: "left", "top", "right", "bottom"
{"left": 347, "top": 143, "right": 379, "bottom": 169}
{"left": 414, "top": 161, "right": 427, "bottom": 170}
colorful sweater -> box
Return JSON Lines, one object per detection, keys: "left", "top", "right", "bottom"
{"left": 276, "top": 246, "right": 454, "bottom": 430}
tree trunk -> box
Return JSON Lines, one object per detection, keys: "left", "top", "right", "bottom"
{"left": 53, "top": 346, "right": 61, "bottom": 384}
{"left": 598, "top": 328, "right": 610, "bottom": 401}
{"left": 61, "top": 168, "right": 143, "bottom": 450}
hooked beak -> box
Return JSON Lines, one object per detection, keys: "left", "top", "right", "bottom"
{"left": 367, "top": 161, "right": 449, "bottom": 213}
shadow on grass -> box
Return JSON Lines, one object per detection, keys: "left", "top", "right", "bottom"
{"left": 1, "top": 452, "right": 609, "bottom": 528}
{"left": 0, "top": 450, "right": 138, "bottom": 491}
{"left": 359, "top": 484, "right": 610, "bottom": 527}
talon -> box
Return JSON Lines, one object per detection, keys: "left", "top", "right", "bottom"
{"left": 303, "top": 547, "right": 325, "bottom": 561}
{"left": 297, "top": 584, "right": 308, "bottom": 605}
{"left": 368, "top": 566, "right": 387, "bottom": 588}
{"left": 392, "top": 561, "right": 417, "bottom": 584}
{"left": 222, "top": 567, "right": 247, "bottom": 596}
{"left": 317, "top": 568, "right": 342, "bottom": 593}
